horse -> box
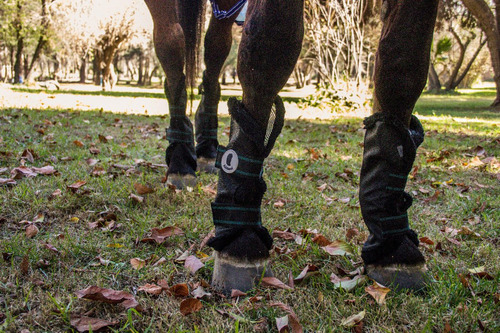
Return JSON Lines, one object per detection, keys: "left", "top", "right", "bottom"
{"left": 144, "top": 0, "right": 440, "bottom": 295}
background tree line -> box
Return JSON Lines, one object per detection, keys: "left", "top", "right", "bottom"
{"left": 0, "top": 0, "right": 498, "bottom": 108}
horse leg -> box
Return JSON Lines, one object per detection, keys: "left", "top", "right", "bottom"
{"left": 195, "top": 13, "right": 236, "bottom": 173}
{"left": 359, "top": 0, "right": 439, "bottom": 291}
{"left": 208, "top": 0, "right": 304, "bottom": 294}
{"left": 145, "top": 0, "right": 197, "bottom": 188}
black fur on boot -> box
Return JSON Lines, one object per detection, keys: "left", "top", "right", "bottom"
{"left": 208, "top": 97, "right": 285, "bottom": 294}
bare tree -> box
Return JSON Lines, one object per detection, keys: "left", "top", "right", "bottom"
{"left": 461, "top": 0, "right": 500, "bottom": 108}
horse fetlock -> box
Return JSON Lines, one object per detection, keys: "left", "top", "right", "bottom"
{"left": 212, "top": 251, "right": 272, "bottom": 296}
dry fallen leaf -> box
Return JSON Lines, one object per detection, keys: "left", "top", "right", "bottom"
{"left": 333, "top": 275, "right": 368, "bottom": 291}
{"left": 271, "top": 302, "right": 303, "bottom": 333}
{"left": 32, "top": 166, "right": 57, "bottom": 175}
{"left": 170, "top": 283, "right": 189, "bottom": 297}
{"left": 184, "top": 255, "right": 204, "bottom": 274}
{"left": 129, "top": 193, "right": 144, "bottom": 203}
{"left": 20, "top": 254, "right": 30, "bottom": 275}
{"left": 293, "top": 264, "right": 320, "bottom": 284}
{"left": 130, "top": 258, "right": 146, "bottom": 270}
{"left": 25, "top": 224, "right": 39, "bottom": 238}
{"left": 67, "top": 181, "right": 87, "bottom": 193}
{"left": 322, "top": 240, "right": 352, "bottom": 256}
{"left": 180, "top": 298, "right": 202, "bottom": 316}
{"left": 134, "top": 183, "right": 155, "bottom": 195}
{"left": 272, "top": 229, "right": 297, "bottom": 241}
{"left": 75, "top": 286, "right": 140, "bottom": 310}
{"left": 341, "top": 310, "right": 365, "bottom": 328}
{"left": 468, "top": 266, "right": 494, "bottom": 280}
{"left": 365, "top": 281, "right": 391, "bottom": 305}
{"left": 192, "top": 286, "right": 211, "bottom": 299}
{"left": 73, "top": 140, "right": 84, "bottom": 147}
{"left": 70, "top": 315, "right": 118, "bottom": 333}
{"left": 0, "top": 178, "right": 17, "bottom": 186}
{"left": 261, "top": 277, "right": 293, "bottom": 290}
{"left": 11, "top": 166, "right": 38, "bottom": 179}
{"left": 231, "top": 289, "right": 247, "bottom": 298}
{"left": 138, "top": 283, "right": 163, "bottom": 296}
{"left": 43, "top": 243, "right": 60, "bottom": 254}
{"left": 312, "top": 234, "right": 331, "bottom": 246}
{"left": 141, "top": 226, "right": 184, "bottom": 244}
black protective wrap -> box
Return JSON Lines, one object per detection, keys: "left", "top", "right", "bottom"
{"left": 207, "top": 97, "right": 285, "bottom": 260}
{"left": 359, "top": 113, "right": 425, "bottom": 265}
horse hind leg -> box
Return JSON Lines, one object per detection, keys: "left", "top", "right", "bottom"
{"left": 195, "top": 15, "right": 235, "bottom": 173}
{"left": 360, "top": 0, "right": 439, "bottom": 292}
{"left": 146, "top": 0, "right": 197, "bottom": 189}
{"left": 207, "top": 0, "right": 304, "bottom": 295}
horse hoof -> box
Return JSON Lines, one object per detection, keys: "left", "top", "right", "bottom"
{"left": 366, "top": 263, "right": 429, "bottom": 292}
{"left": 197, "top": 157, "right": 217, "bottom": 174}
{"left": 212, "top": 252, "right": 272, "bottom": 296}
{"left": 166, "top": 173, "right": 197, "bottom": 190}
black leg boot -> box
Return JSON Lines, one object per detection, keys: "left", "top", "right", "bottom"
{"left": 164, "top": 78, "right": 197, "bottom": 189}
{"left": 207, "top": 97, "right": 285, "bottom": 295}
{"left": 359, "top": 113, "right": 428, "bottom": 291}
{"left": 195, "top": 71, "right": 220, "bottom": 174}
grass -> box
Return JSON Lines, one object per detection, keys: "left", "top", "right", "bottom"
{"left": 0, "top": 89, "right": 499, "bottom": 332}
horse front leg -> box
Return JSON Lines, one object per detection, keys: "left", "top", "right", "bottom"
{"left": 145, "top": 0, "right": 197, "bottom": 189}
{"left": 207, "top": 0, "right": 304, "bottom": 295}
{"left": 359, "top": 0, "right": 439, "bottom": 291}
{"left": 195, "top": 14, "right": 235, "bottom": 173}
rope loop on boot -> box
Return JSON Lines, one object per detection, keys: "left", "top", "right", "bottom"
{"left": 227, "top": 96, "right": 285, "bottom": 158}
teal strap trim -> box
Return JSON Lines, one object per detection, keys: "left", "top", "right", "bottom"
{"left": 169, "top": 106, "right": 185, "bottom": 110}
{"left": 217, "top": 147, "right": 262, "bottom": 164}
{"left": 167, "top": 138, "right": 192, "bottom": 144}
{"left": 382, "top": 227, "right": 410, "bottom": 235}
{"left": 386, "top": 186, "right": 404, "bottom": 191}
{"left": 214, "top": 219, "right": 262, "bottom": 226}
{"left": 199, "top": 135, "right": 218, "bottom": 140}
{"left": 378, "top": 214, "right": 408, "bottom": 222}
{"left": 389, "top": 173, "right": 407, "bottom": 180}
{"left": 234, "top": 169, "right": 261, "bottom": 178}
{"left": 168, "top": 129, "right": 191, "bottom": 135}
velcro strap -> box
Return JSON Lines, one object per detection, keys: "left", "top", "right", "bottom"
{"left": 386, "top": 173, "right": 408, "bottom": 192}
{"left": 212, "top": 202, "right": 262, "bottom": 227}
{"left": 215, "top": 146, "right": 263, "bottom": 178}
{"left": 166, "top": 128, "right": 193, "bottom": 144}
{"left": 378, "top": 213, "right": 410, "bottom": 236}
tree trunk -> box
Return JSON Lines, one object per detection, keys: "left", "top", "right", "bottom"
{"left": 93, "top": 50, "right": 102, "bottom": 85}
{"left": 14, "top": 37, "right": 24, "bottom": 84}
{"left": 427, "top": 62, "right": 441, "bottom": 92}
{"left": 462, "top": 0, "right": 500, "bottom": 107}
{"left": 137, "top": 54, "right": 144, "bottom": 86}
{"left": 79, "top": 55, "right": 87, "bottom": 83}
{"left": 452, "top": 39, "right": 487, "bottom": 90}
{"left": 444, "top": 28, "right": 469, "bottom": 91}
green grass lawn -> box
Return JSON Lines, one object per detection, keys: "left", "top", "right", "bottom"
{"left": 0, "top": 90, "right": 499, "bottom": 332}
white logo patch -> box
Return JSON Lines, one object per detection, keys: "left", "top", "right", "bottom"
{"left": 221, "top": 149, "right": 239, "bottom": 174}
{"left": 397, "top": 145, "right": 404, "bottom": 157}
